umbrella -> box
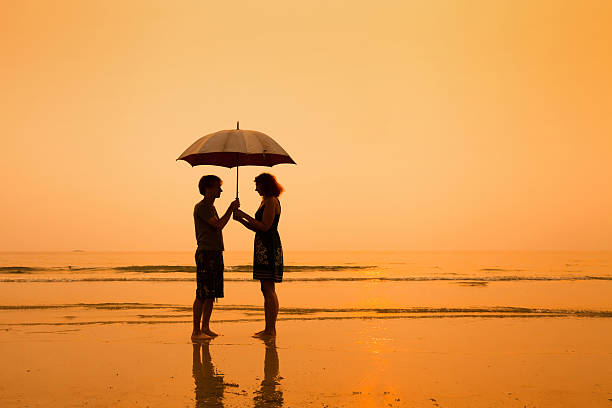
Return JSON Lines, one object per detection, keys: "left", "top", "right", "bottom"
{"left": 177, "top": 122, "right": 296, "bottom": 198}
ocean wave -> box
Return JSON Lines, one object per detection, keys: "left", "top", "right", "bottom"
{"left": 0, "top": 266, "right": 105, "bottom": 273}
{"left": 114, "top": 265, "right": 196, "bottom": 272}
{"left": 1, "top": 275, "right": 611, "bottom": 283}
{"left": 2, "top": 303, "right": 611, "bottom": 316}
{"left": 114, "top": 264, "right": 375, "bottom": 272}
{"left": 0, "top": 302, "right": 187, "bottom": 311}
{"left": 0, "top": 267, "right": 42, "bottom": 274}
{"left": 0, "top": 264, "right": 376, "bottom": 274}
{"left": 229, "top": 265, "right": 376, "bottom": 272}
{"left": 1, "top": 304, "right": 610, "bottom": 327}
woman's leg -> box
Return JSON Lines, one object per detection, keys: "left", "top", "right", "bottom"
{"left": 255, "top": 280, "right": 278, "bottom": 336}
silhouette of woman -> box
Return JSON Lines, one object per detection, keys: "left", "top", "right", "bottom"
{"left": 233, "top": 173, "right": 284, "bottom": 338}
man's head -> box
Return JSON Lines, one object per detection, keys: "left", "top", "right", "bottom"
{"left": 198, "top": 175, "right": 222, "bottom": 198}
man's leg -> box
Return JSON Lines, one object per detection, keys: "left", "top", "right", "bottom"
{"left": 201, "top": 251, "right": 222, "bottom": 337}
{"left": 193, "top": 296, "right": 203, "bottom": 335}
{"left": 201, "top": 298, "right": 218, "bottom": 337}
{"left": 192, "top": 296, "right": 212, "bottom": 341}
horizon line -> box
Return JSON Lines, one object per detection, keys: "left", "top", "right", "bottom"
{"left": 1, "top": 249, "right": 612, "bottom": 253}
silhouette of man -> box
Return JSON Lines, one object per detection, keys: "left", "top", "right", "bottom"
{"left": 192, "top": 175, "right": 239, "bottom": 341}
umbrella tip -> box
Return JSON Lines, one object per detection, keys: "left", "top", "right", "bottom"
{"left": 237, "top": 121, "right": 239, "bottom": 130}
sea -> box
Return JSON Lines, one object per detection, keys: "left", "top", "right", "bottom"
{"left": 1, "top": 251, "right": 611, "bottom": 328}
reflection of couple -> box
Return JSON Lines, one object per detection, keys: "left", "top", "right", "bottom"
{"left": 191, "top": 173, "right": 284, "bottom": 341}
{"left": 192, "top": 339, "right": 283, "bottom": 408}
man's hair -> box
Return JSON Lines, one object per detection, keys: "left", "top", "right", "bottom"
{"left": 198, "top": 175, "right": 222, "bottom": 196}
{"left": 254, "top": 173, "right": 284, "bottom": 197}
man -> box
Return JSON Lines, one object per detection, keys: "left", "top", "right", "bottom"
{"left": 192, "top": 175, "right": 239, "bottom": 341}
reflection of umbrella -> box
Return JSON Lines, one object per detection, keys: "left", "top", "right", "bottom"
{"left": 177, "top": 122, "right": 296, "bottom": 198}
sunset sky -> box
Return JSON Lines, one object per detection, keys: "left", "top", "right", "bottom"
{"left": 2, "top": 0, "right": 611, "bottom": 251}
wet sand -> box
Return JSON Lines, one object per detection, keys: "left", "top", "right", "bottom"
{"left": 1, "top": 316, "right": 611, "bottom": 407}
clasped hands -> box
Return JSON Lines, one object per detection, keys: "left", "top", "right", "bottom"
{"left": 229, "top": 199, "right": 247, "bottom": 221}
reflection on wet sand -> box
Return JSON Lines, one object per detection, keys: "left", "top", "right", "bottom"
{"left": 192, "top": 342, "right": 225, "bottom": 408}
{"left": 254, "top": 338, "right": 284, "bottom": 408}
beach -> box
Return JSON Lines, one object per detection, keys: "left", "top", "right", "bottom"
{"left": 4, "top": 0, "right": 612, "bottom": 406}
{"left": 1, "top": 251, "right": 611, "bottom": 407}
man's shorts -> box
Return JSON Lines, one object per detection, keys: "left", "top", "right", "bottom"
{"left": 195, "top": 249, "right": 224, "bottom": 300}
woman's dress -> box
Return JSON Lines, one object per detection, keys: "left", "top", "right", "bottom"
{"left": 253, "top": 201, "right": 284, "bottom": 282}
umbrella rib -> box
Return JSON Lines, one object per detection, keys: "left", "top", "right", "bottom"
{"left": 221, "top": 132, "right": 231, "bottom": 153}
{"left": 255, "top": 132, "right": 266, "bottom": 156}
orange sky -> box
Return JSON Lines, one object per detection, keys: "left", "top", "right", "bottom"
{"left": 1, "top": 0, "right": 611, "bottom": 251}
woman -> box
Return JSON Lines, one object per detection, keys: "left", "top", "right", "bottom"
{"left": 233, "top": 173, "right": 284, "bottom": 338}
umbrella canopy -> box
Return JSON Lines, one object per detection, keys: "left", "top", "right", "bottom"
{"left": 177, "top": 123, "right": 296, "bottom": 198}
{"left": 177, "top": 124, "right": 296, "bottom": 168}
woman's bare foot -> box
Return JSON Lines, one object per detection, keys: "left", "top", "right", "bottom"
{"left": 252, "top": 329, "right": 276, "bottom": 338}
{"left": 191, "top": 332, "right": 213, "bottom": 342}
{"left": 202, "top": 329, "right": 219, "bottom": 337}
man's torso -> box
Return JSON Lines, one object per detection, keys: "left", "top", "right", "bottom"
{"left": 194, "top": 201, "right": 224, "bottom": 251}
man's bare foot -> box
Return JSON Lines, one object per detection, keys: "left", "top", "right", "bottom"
{"left": 191, "top": 332, "right": 213, "bottom": 342}
{"left": 252, "top": 330, "right": 276, "bottom": 338}
{"left": 202, "top": 329, "right": 219, "bottom": 337}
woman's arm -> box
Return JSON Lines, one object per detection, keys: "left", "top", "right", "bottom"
{"left": 235, "top": 199, "right": 277, "bottom": 232}
{"left": 233, "top": 212, "right": 258, "bottom": 232}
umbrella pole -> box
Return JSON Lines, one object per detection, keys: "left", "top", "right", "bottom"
{"left": 236, "top": 123, "right": 240, "bottom": 199}
{"left": 236, "top": 164, "right": 239, "bottom": 199}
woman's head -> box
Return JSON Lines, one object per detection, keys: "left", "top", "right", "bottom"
{"left": 254, "top": 173, "right": 284, "bottom": 197}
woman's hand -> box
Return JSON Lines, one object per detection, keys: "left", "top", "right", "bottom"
{"left": 233, "top": 209, "right": 247, "bottom": 219}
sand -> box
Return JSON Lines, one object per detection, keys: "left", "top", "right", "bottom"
{"left": 1, "top": 315, "right": 611, "bottom": 407}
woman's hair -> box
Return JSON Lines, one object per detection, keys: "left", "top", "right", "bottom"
{"left": 198, "top": 175, "right": 222, "bottom": 195}
{"left": 255, "top": 173, "right": 284, "bottom": 197}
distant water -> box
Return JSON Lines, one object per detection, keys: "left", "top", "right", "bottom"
{"left": 1, "top": 251, "right": 611, "bottom": 327}
{"left": 1, "top": 250, "right": 611, "bottom": 281}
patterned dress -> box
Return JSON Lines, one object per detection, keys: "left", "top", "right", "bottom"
{"left": 253, "top": 201, "right": 284, "bottom": 282}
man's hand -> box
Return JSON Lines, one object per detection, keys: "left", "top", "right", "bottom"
{"left": 229, "top": 199, "right": 240, "bottom": 211}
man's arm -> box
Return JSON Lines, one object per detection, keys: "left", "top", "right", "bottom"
{"left": 205, "top": 200, "right": 240, "bottom": 230}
